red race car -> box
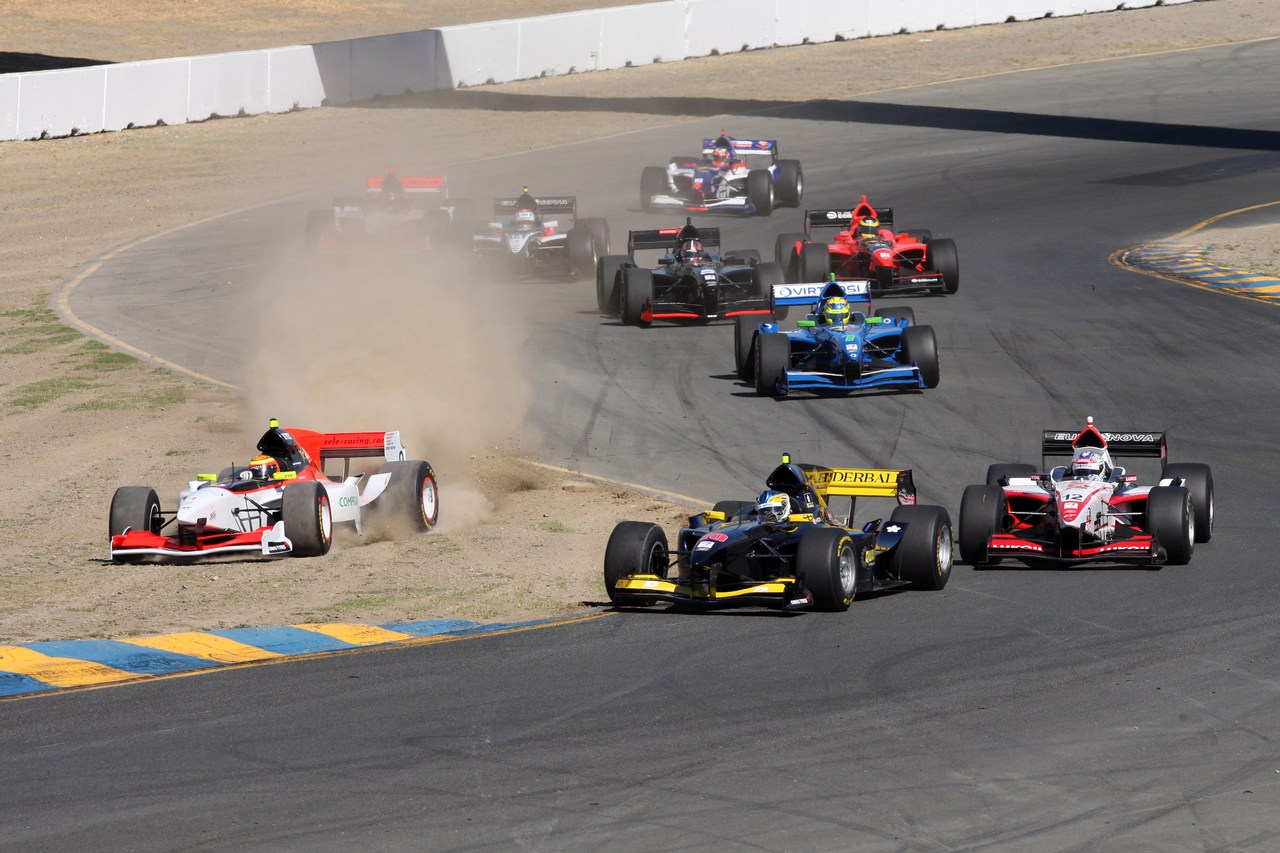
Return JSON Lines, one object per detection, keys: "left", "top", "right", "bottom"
{"left": 775, "top": 195, "right": 959, "bottom": 296}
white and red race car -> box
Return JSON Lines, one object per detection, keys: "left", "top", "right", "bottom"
{"left": 305, "top": 175, "right": 473, "bottom": 251}
{"left": 959, "top": 417, "right": 1213, "bottom": 567}
{"left": 108, "top": 420, "right": 438, "bottom": 562}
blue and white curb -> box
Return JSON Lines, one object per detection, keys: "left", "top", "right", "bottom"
{"left": 1116, "top": 240, "right": 1280, "bottom": 303}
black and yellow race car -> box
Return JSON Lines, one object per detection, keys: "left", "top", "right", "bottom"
{"left": 603, "top": 454, "right": 953, "bottom": 612}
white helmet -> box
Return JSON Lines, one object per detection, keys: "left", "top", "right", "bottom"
{"left": 1070, "top": 449, "right": 1109, "bottom": 479}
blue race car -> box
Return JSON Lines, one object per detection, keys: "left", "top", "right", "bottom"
{"left": 735, "top": 278, "right": 940, "bottom": 397}
{"left": 640, "top": 132, "right": 803, "bottom": 217}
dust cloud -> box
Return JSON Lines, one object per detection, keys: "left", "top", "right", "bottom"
{"left": 239, "top": 239, "right": 539, "bottom": 532}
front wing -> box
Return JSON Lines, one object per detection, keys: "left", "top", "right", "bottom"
{"left": 645, "top": 193, "right": 756, "bottom": 215}
{"left": 111, "top": 522, "right": 294, "bottom": 560}
{"left": 645, "top": 293, "right": 772, "bottom": 322}
{"left": 780, "top": 362, "right": 925, "bottom": 393}
{"left": 985, "top": 530, "right": 1166, "bottom": 566}
{"left": 612, "top": 573, "right": 814, "bottom": 610}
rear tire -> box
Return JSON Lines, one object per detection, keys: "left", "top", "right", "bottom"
{"left": 776, "top": 160, "right": 804, "bottom": 207}
{"left": 603, "top": 521, "right": 669, "bottom": 604}
{"left": 567, "top": 226, "right": 597, "bottom": 280}
{"left": 109, "top": 486, "right": 162, "bottom": 538}
{"left": 901, "top": 325, "right": 940, "bottom": 388}
{"left": 621, "top": 267, "right": 654, "bottom": 326}
{"left": 283, "top": 481, "right": 332, "bottom": 558}
{"left": 752, "top": 260, "right": 785, "bottom": 299}
{"left": 734, "top": 316, "right": 758, "bottom": 380}
{"left": 959, "top": 484, "right": 1005, "bottom": 566}
{"left": 754, "top": 332, "right": 789, "bottom": 396}
{"left": 890, "top": 505, "right": 954, "bottom": 590}
{"left": 1162, "top": 462, "right": 1213, "bottom": 543}
{"left": 796, "top": 527, "right": 857, "bottom": 612}
{"left": 775, "top": 232, "right": 808, "bottom": 270}
{"left": 1145, "top": 486, "right": 1193, "bottom": 565}
{"left": 800, "top": 241, "right": 829, "bottom": 282}
{"left": 581, "top": 217, "right": 610, "bottom": 254}
{"left": 596, "top": 254, "right": 629, "bottom": 314}
{"left": 928, "top": 237, "right": 960, "bottom": 294}
{"left": 640, "top": 167, "right": 666, "bottom": 213}
{"left": 373, "top": 460, "right": 439, "bottom": 533}
{"left": 747, "top": 169, "right": 774, "bottom": 216}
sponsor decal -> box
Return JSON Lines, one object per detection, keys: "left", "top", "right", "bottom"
{"left": 703, "top": 532, "right": 729, "bottom": 542}
{"left": 1049, "top": 431, "right": 1159, "bottom": 442}
{"left": 825, "top": 210, "right": 855, "bottom": 220}
{"left": 694, "top": 540, "right": 715, "bottom": 552}
{"left": 814, "top": 469, "right": 897, "bottom": 486}
{"left": 885, "top": 523, "right": 901, "bottom": 533}
{"left": 267, "top": 542, "right": 290, "bottom": 554}
{"left": 338, "top": 496, "right": 359, "bottom": 508}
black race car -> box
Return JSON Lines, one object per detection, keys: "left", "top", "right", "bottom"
{"left": 595, "top": 218, "right": 783, "bottom": 326}
{"left": 604, "top": 454, "right": 954, "bottom": 612}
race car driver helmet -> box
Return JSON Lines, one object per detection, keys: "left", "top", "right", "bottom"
{"left": 711, "top": 146, "right": 732, "bottom": 169}
{"left": 820, "top": 295, "right": 852, "bottom": 326}
{"left": 855, "top": 217, "right": 881, "bottom": 241}
{"left": 680, "top": 239, "right": 704, "bottom": 262}
{"left": 247, "top": 454, "right": 280, "bottom": 481}
{"left": 756, "top": 490, "right": 791, "bottom": 524}
{"left": 1070, "top": 449, "right": 1109, "bottom": 480}
{"left": 513, "top": 207, "right": 539, "bottom": 230}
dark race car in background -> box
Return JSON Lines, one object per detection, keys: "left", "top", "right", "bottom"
{"left": 604, "top": 453, "right": 953, "bottom": 612}
{"left": 739, "top": 278, "right": 940, "bottom": 397}
{"left": 640, "top": 132, "right": 803, "bottom": 217}
{"left": 305, "top": 175, "right": 473, "bottom": 251}
{"left": 596, "top": 218, "right": 781, "bottom": 326}
{"left": 959, "top": 417, "right": 1214, "bottom": 568}
{"left": 776, "top": 195, "right": 959, "bottom": 296}
{"left": 470, "top": 190, "right": 609, "bottom": 279}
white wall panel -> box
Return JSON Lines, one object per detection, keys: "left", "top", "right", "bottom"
{"left": 437, "top": 22, "right": 522, "bottom": 87}
{"left": 16, "top": 65, "right": 106, "bottom": 139}
{"left": 685, "top": 0, "right": 779, "bottom": 58}
{"left": 516, "top": 12, "right": 604, "bottom": 78}
{"left": 349, "top": 31, "right": 438, "bottom": 101}
{"left": 775, "top": 0, "right": 872, "bottom": 45}
{"left": 187, "top": 52, "right": 270, "bottom": 121}
{"left": 103, "top": 59, "right": 190, "bottom": 131}
{"left": 597, "top": 3, "right": 688, "bottom": 69}
{"left": 1, "top": 75, "right": 20, "bottom": 140}
{"left": 266, "top": 45, "right": 329, "bottom": 112}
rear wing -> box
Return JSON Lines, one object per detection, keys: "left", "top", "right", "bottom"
{"left": 771, "top": 279, "right": 871, "bottom": 309}
{"left": 1041, "top": 428, "right": 1167, "bottom": 469}
{"left": 806, "top": 467, "right": 917, "bottom": 504}
{"left": 367, "top": 176, "right": 448, "bottom": 196}
{"left": 701, "top": 137, "right": 777, "bottom": 156}
{"left": 804, "top": 205, "right": 895, "bottom": 233}
{"left": 494, "top": 195, "right": 576, "bottom": 216}
{"left": 629, "top": 226, "right": 721, "bottom": 253}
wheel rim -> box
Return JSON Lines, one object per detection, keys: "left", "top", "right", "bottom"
{"left": 319, "top": 495, "right": 333, "bottom": 543}
{"left": 1185, "top": 497, "right": 1195, "bottom": 547}
{"left": 420, "top": 476, "right": 438, "bottom": 525}
{"left": 837, "top": 543, "right": 855, "bottom": 596}
{"left": 646, "top": 541, "right": 666, "bottom": 577}
{"left": 937, "top": 525, "right": 953, "bottom": 575}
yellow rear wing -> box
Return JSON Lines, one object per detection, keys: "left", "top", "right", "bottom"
{"left": 805, "top": 467, "right": 917, "bottom": 504}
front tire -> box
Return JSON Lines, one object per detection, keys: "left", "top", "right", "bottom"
{"left": 776, "top": 159, "right": 803, "bottom": 207}
{"left": 928, "top": 237, "right": 960, "bottom": 294}
{"left": 959, "top": 484, "right": 1005, "bottom": 566}
{"left": 621, "top": 267, "right": 653, "bottom": 326}
{"left": 796, "top": 527, "right": 857, "bottom": 612}
{"left": 640, "top": 166, "right": 666, "bottom": 212}
{"left": 109, "top": 486, "right": 162, "bottom": 538}
{"left": 374, "top": 460, "right": 439, "bottom": 533}
{"left": 603, "top": 521, "right": 669, "bottom": 604}
{"left": 1145, "top": 486, "right": 1193, "bottom": 565}
{"left": 283, "top": 481, "right": 333, "bottom": 557}
{"left": 567, "top": 226, "right": 597, "bottom": 280}
{"left": 775, "top": 232, "right": 808, "bottom": 272}
{"left": 901, "top": 324, "right": 940, "bottom": 388}
{"left": 800, "top": 241, "right": 829, "bottom": 283}
{"left": 747, "top": 169, "right": 774, "bottom": 216}
{"left": 596, "top": 254, "right": 629, "bottom": 314}
{"left": 734, "top": 316, "right": 758, "bottom": 380}
{"left": 890, "top": 505, "right": 954, "bottom": 590}
{"left": 754, "top": 332, "right": 789, "bottom": 396}
{"left": 752, "top": 260, "right": 785, "bottom": 299}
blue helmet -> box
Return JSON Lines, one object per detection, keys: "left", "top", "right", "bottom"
{"left": 756, "top": 489, "right": 791, "bottom": 523}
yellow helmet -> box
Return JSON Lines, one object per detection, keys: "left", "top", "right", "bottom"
{"left": 821, "top": 295, "right": 851, "bottom": 325}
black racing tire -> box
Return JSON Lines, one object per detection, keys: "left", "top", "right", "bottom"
{"left": 109, "top": 486, "right": 162, "bottom": 538}
{"left": 775, "top": 231, "right": 808, "bottom": 270}
{"left": 928, "top": 237, "right": 960, "bottom": 294}
{"left": 752, "top": 260, "right": 785, "bottom": 299}
{"left": 754, "top": 332, "right": 790, "bottom": 397}
{"left": 796, "top": 527, "right": 857, "bottom": 612}
{"left": 776, "top": 159, "right": 804, "bottom": 207}
{"left": 603, "top": 521, "right": 669, "bottom": 603}
{"left": 567, "top": 226, "right": 598, "bottom": 280}
{"left": 596, "top": 254, "right": 630, "bottom": 315}
{"left": 712, "top": 499, "right": 754, "bottom": 519}
{"left": 724, "top": 248, "right": 761, "bottom": 267}
{"left": 621, "top": 267, "right": 654, "bottom": 327}
{"left": 1145, "top": 485, "right": 1194, "bottom": 565}
{"left": 305, "top": 209, "right": 329, "bottom": 248}
{"left": 640, "top": 166, "right": 666, "bottom": 213}
{"left": 1162, "top": 462, "right": 1213, "bottom": 543}
{"left": 901, "top": 324, "right": 940, "bottom": 389}
{"left": 889, "top": 504, "right": 954, "bottom": 590}
{"left": 986, "top": 463, "right": 1037, "bottom": 486}
{"left": 282, "top": 481, "right": 333, "bottom": 557}
{"left": 877, "top": 306, "right": 915, "bottom": 326}
{"left": 747, "top": 169, "right": 775, "bottom": 216}
{"left": 374, "top": 459, "right": 439, "bottom": 533}
{"left": 580, "top": 217, "right": 610, "bottom": 255}
{"left": 959, "top": 484, "right": 1005, "bottom": 566}
{"left": 874, "top": 266, "right": 895, "bottom": 293}
{"left": 800, "top": 241, "right": 829, "bottom": 283}
{"left": 734, "top": 316, "right": 758, "bottom": 380}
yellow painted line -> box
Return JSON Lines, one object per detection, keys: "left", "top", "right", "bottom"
{"left": 0, "top": 646, "right": 135, "bottom": 688}
{"left": 293, "top": 623, "right": 415, "bottom": 646}
{"left": 121, "top": 632, "right": 283, "bottom": 663}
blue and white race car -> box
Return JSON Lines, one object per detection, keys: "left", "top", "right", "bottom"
{"left": 640, "top": 132, "right": 803, "bottom": 217}
{"left": 735, "top": 278, "right": 941, "bottom": 397}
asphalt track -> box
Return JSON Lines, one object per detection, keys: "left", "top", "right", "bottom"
{"left": 10, "top": 38, "right": 1280, "bottom": 851}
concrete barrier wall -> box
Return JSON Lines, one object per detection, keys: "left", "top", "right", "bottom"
{"left": 1, "top": 0, "right": 1192, "bottom": 141}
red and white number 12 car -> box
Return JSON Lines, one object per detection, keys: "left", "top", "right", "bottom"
{"left": 109, "top": 419, "right": 438, "bottom": 562}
